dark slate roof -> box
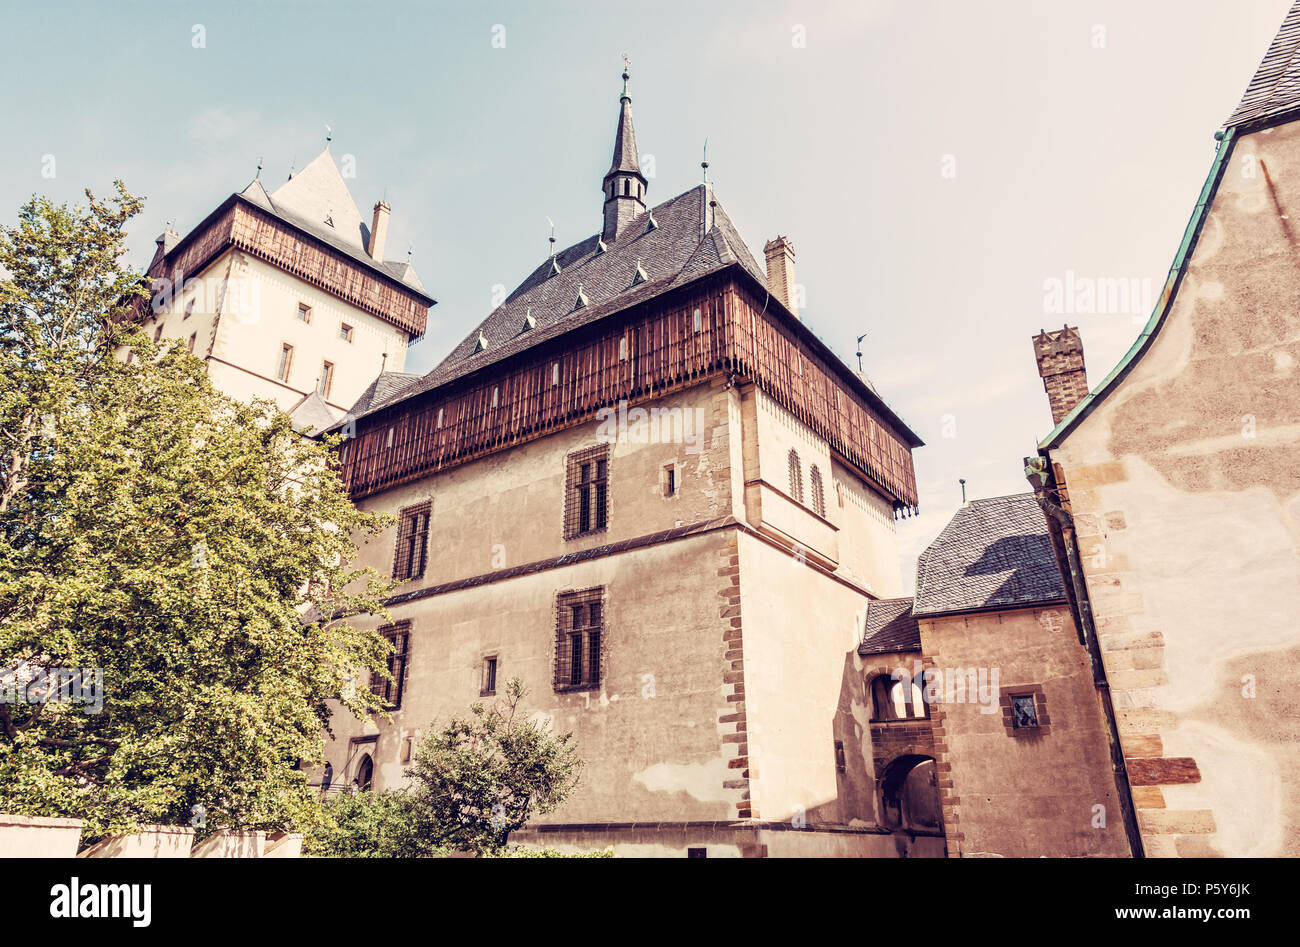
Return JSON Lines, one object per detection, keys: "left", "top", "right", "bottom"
{"left": 858, "top": 598, "right": 922, "bottom": 656}
{"left": 912, "top": 493, "right": 1067, "bottom": 617}
{"left": 1225, "top": 0, "right": 1300, "bottom": 129}
{"left": 340, "top": 371, "right": 423, "bottom": 420}
{"left": 350, "top": 184, "right": 767, "bottom": 419}
{"left": 607, "top": 95, "right": 645, "bottom": 179}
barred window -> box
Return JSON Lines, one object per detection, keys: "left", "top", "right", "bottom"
{"left": 788, "top": 449, "right": 803, "bottom": 503}
{"left": 370, "top": 620, "right": 410, "bottom": 710}
{"left": 555, "top": 588, "right": 603, "bottom": 691}
{"left": 809, "top": 464, "right": 826, "bottom": 517}
{"left": 564, "top": 445, "right": 609, "bottom": 540}
{"left": 393, "top": 501, "right": 431, "bottom": 581}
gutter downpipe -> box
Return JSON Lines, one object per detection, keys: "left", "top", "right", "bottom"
{"left": 1026, "top": 457, "right": 1145, "bottom": 859}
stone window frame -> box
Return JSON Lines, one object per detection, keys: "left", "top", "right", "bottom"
{"left": 563, "top": 444, "right": 610, "bottom": 541}
{"left": 553, "top": 586, "right": 605, "bottom": 693}
{"left": 1000, "top": 683, "right": 1051, "bottom": 737}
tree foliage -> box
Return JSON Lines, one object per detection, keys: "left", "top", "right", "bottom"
{"left": 0, "top": 184, "right": 397, "bottom": 839}
{"left": 303, "top": 680, "right": 583, "bottom": 857}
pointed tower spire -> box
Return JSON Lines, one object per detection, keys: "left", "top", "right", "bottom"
{"left": 602, "top": 55, "right": 649, "bottom": 242}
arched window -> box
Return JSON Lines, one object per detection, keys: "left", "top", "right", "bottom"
{"left": 788, "top": 449, "right": 803, "bottom": 503}
{"left": 356, "top": 754, "right": 374, "bottom": 792}
{"left": 870, "top": 675, "right": 927, "bottom": 721}
{"left": 809, "top": 465, "right": 826, "bottom": 517}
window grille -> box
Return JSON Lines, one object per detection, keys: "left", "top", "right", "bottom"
{"left": 370, "top": 620, "right": 410, "bottom": 710}
{"left": 392, "top": 501, "right": 431, "bottom": 581}
{"left": 810, "top": 464, "right": 826, "bottom": 517}
{"left": 564, "top": 445, "right": 609, "bottom": 540}
{"left": 788, "top": 449, "right": 803, "bottom": 503}
{"left": 554, "top": 588, "right": 604, "bottom": 690}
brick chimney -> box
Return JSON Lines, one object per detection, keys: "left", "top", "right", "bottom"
{"left": 368, "top": 200, "right": 391, "bottom": 262}
{"left": 1033, "top": 325, "right": 1089, "bottom": 426}
{"left": 764, "top": 236, "right": 798, "bottom": 320}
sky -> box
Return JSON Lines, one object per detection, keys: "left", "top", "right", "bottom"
{"left": 1, "top": 0, "right": 1291, "bottom": 591}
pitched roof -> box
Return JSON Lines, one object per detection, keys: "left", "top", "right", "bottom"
{"left": 343, "top": 371, "right": 423, "bottom": 419}
{"left": 858, "top": 598, "right": 922, "bottom": 656}
{"left": 607, "top": 94, "right": 645, "bottom": 179}
{"left": 238, "top": 149, "right": 429, "bottom": 296}
{"left": 287, "top": 391, "right": 339, "bottom": 436}
{"left": 349, "top": 183, "right": 767, "bottom": 419}
{"left": 1224, "top": 0, "right": 1300, "bottom": 129}
{"left": 912, "top": 494, "right": 1066, "bottom": 617}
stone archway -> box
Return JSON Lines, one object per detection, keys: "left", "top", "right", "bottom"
{"left": 878, "top": 753, "right": 941, "bottom": 833}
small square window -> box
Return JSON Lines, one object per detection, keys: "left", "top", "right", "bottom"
{"left": 482, "top": 657, "right": 498, "bottom": 696}
{"left": 1011, "top": 694, "right": 1039, "bottom": 729}
{"left": 687, "top": 848, "right": 707, "bottom": 858}
{"left": 339, "top": 323, "right": 354, "bottom": 342}
{"left": 298, "top": 304, "right": 312, "bottom": 324}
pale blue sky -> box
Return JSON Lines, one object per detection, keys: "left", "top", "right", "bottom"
{"left": 1, "top": 0, "right": 1289, "bottom": 589}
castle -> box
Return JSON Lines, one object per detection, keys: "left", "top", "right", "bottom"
{"left": 138, "top": 4, "right": 1300, "bottom": 856}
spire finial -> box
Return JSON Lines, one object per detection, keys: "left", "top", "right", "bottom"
{"left": 256, "top": 156, "right": 263, "bottom": 179}
{"left": 701, "top": 138, "right": 709, "bottom": 184}
{"left": 620, "top": 52, "right": 631, "bottom": 100}
{"left": 325, "top": 124, "right": 332, "bottom": 146}
{"left": 547, "top": 217, "right": 557, "bottom": 257}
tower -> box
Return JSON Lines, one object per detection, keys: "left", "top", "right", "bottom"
{"left": 601, "top": 66, "right": 649, "bottom": 242}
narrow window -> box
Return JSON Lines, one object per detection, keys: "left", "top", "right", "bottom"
{"left": 809, "top": 465, "right": 826, "bottom": 517}
{"left": 318, "top": 361, "right": 334, "bottom": 399}
{"left": 552, "top": 362, "right": 560, "bottom": 386}
{"left": 1011, "top": 694, "right": 1040, "bottom": 729}
{"left": 482, "top": 657, "right": 498, "bottom": 696}
{"left": 355, "top": 754, "right": 374, "bottom": 791}
{"left": 187, "top": 332, "right": 197, "bottom": 354}
{"left": 184, "top": 298, "right": 195, "bottom": 319}
{"left": 664, "top": 464, "right": 676, "bottom": 497}
{"left": 339, "top": 323, "right": 354, "bottom": 342}
{"left": 693, "top": 308, "right": 702, "bottom": 333}
{"left": 297, "top": 303, "right": 312, "bottom": 324}
{"left": 623, "top": 179, "right": 629, "bottom": 196}
{"left": 491, "top": 386, "right": 499, "bottom": 408}
{"left": 436, "top": 408, "right": 444, "bottom": 429}
{"left": 618, "top": 337, "right": 628, "bottom": 361}
{"left": 565, "top": 445, "right": 610, "bottom": 539}
{"left": 276, "top": 343, "right": 293, "bottom": 381}
{"left": 153, "top": 324, "right": 164, "bottom": 343}
{"left": 555, "top": 588, "right": 604, "bottom": 690}
{"left": 834, "top": 740, "right": 847, "bottom": 773}
{"left": 370, "top": 620, "right": 410, "bottom": 710}
{"left": 788, "top": 449, "right": 803, "bottom": 503}
{"left": 392, "top": 501, "right": 431, "bottom": 581}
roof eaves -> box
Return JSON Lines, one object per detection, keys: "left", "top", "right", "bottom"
{"left": 1040, "top": 128, "right": 1237, "bottom": 450}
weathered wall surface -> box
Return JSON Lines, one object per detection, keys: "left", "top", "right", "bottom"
{"left": 1049, "top": 119, "right": 1300, "bottom": 857}
{"left": 918, "top": 607, "right": 1130, "bottom": 857}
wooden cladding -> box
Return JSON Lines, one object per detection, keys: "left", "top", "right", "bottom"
{"left": 339, "top": 276, "right": 920, "bottom": 508}
{"left": 145, "top": 196, "right": 429, "bottom": 336}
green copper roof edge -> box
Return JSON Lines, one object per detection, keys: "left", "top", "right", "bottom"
{"left": 1039, "top": 127, "right": 1238, "bottom": 451}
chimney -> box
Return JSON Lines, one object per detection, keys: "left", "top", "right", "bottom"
{"left": 764, "top": 236, "right": 798, "bottom": 320}
{"left": 368, "top": 200, "right": 391, "bottom": 262}
{"left": 156, "top": 227, "right": 180, "bottom": 256}
{"left": 1033, "top": 325, "right": 1089, "bottom": 426}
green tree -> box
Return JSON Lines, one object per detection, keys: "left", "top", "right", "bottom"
{"left": 302, "top": 680, "right": 583, "bottom": 857}
{"left": 407, "top": 678, "right": 583, "bottom": 854}
{"left": 0, "top": 184, "right": 397, "bottom": 840}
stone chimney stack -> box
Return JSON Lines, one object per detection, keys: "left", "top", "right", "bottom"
{"left": 764, "top": 236, "right": 798, "bottom": 320}
{"left": 156, "top": 227, "right": 181, "bottom": 256}
{"left": 1033, "top": 325, "right": 1089, "bottom": 426}
{"left": 368, "top": 200, "right": 391, "bottom": 262}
